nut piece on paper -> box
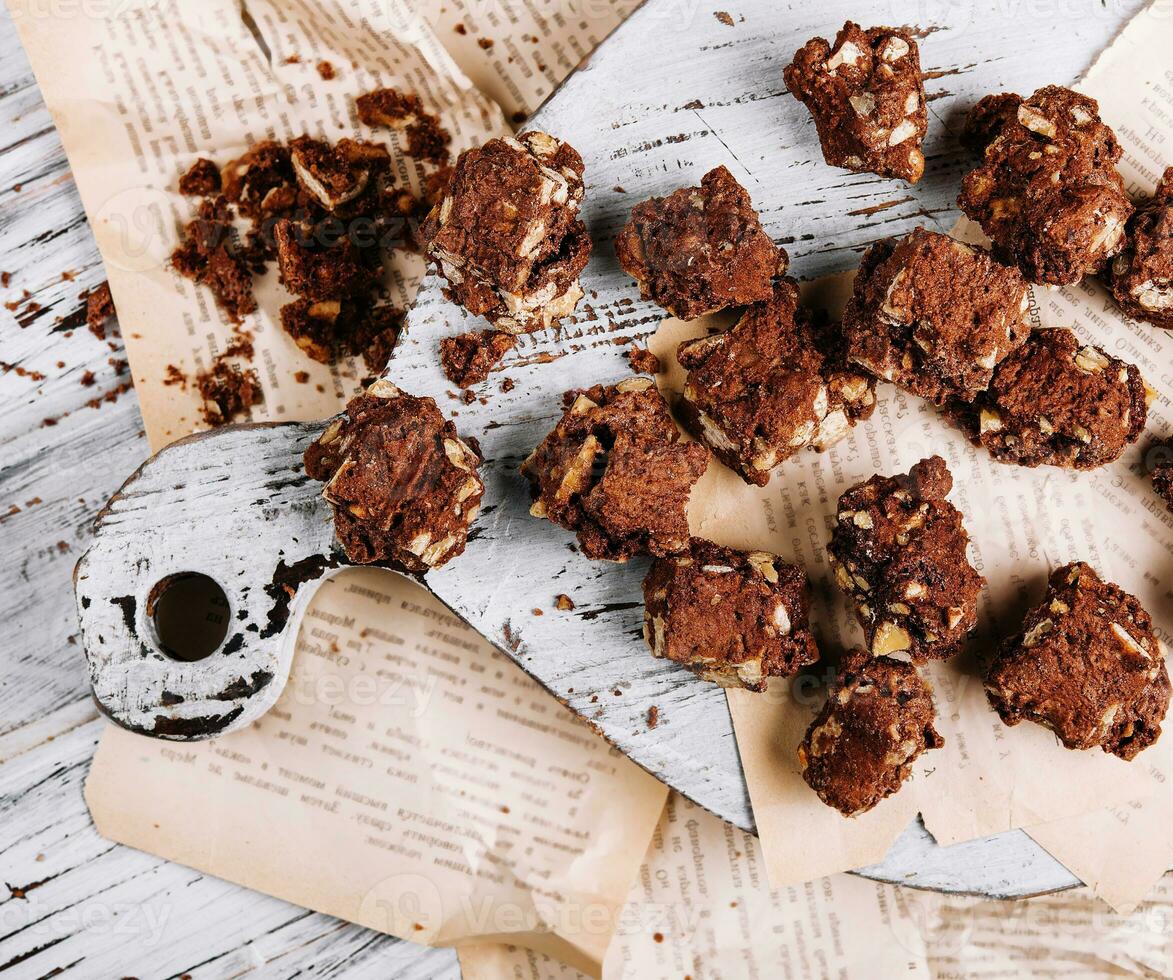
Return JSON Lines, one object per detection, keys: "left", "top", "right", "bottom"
{"left": 304, "top": 380, "right": 485, "bottom": 570}
{"left": 676, "top": 279, "right": 875, "bottom": 486}
{"left": 959, "top": 85, "right": 1133, "bottom": 285}
{"left": 828, "top": 456, "right": 984, "bottom": 663}
{"left": 521, "top": 377, "right": 709, "bottom": 562}
{"left": 842, "top": 228, "right": 1032, "bottom": 405}
{"left": 641, "top": 538, "right": 820, "bottom": 692}
{"left": 421, "top": 131, "right": 591, "bottom": 333}
{"left": 799, "top": 650, "right": 943, "bottom": 816}
{"left": 949, "top": 328, "right": 1148, "bottom": 470}
{"left": 1111, "top": 166, "right": 1173, "bottom": 331}
{"left": 614, "top": 165, "right": 786, "bottom": 320}
{"left": 783, "top": 21, "right": 928, "bottom": 183}
{"left": 985, "top": 562, "right": 1171, "bottom": 760}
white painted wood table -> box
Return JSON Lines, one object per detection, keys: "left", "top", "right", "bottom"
{"left": 2, "top": 1, "right": 1156, "bottom": 975}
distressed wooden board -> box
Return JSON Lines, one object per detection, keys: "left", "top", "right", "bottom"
{"left": 68, "top": 0, "right": 1149, "bottom": 901}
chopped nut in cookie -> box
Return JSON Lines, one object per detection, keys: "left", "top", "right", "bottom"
{"left": 843, "top": 228, "right": 1032, "bottom": 404}
{"left": 959, "top": 86, "right": 1133, "bottom": 285}
{"left": 783, "top": 21, "right": 927, "bottom": 183}
{"left": 828, "top": 456, "right": 984, "bottom": 662}
{"left": 304, "top": 380, "right": 484, "bottom": 571}
{"left": 1111, "top": 166, "right": 1173, "bottom": 331}
{"left": 677, "top": 279, "right": 875, "bottom": 486}
{"left": 439, "top": 330, "right": 518, "bottom": 387}
{"left": 521, "top": 377, "right": 709, "bottom": 561}
{"left": 985, "top": 562, "right": 1170, "bottom": 760}
{"left": 949, "top": 328, "right": 1148, "bottom": 470}
{"left": 614, "top": 165, "right": 785, "bottom": 320}
{"left": 421, "top": 131, "right": 591, "bottom": 333}
{"left": 799, "top": 650, "right": 943, "bottom": 816}
{"left": 642, "top": 538, "right": 819, "bottom": 692}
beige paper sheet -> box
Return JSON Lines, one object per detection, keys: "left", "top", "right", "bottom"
{"left": 10, "top": 0, "right": 665, "bottom": 972}
{"left": 85, "top": 568, "right": 667, "bottom": 974}
{"left": 459, "top": 793, "right": 1173, "bottom": 979}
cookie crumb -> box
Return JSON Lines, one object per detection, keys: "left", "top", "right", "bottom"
{"left": 316, "top": 60, "right": 336, "bottom": 80}
{"left": 627, "top": 346, "right": 660, "bottom": 375}
{"left": 555, "top": 594, "right": 575, "bottom": 611}
{"left": 646, "top": 705, "right": 659, "bottom": 728}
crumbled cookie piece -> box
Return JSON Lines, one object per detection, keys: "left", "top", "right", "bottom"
{"left": 439, "top": 330, "right": 518, "bottom": 387}
{"left": 304, "top": 380, "right": 484, "bottom": 570}
{"left": 986, "top": 562, "right": 1170, "bottom": 760}
{"left": 843, "top": 229, "right": 1031, "bottom": 404}
{"left": 614, "top": 165, "right": 785, "bottom": 320}
{"left": 170, "top": 196, "right": 257, "bottom": 322}
{"left": 355, "top": 88, "right": 452, "bottom": 164}
{"left": 1151, "top": 439, "right": 1173, "bottom": 511}
{"left": 799, "top": 650, "right": 943, "bottom": 816}
{"left": 677, "top": 279, "right": 875, "bottom": 485}
{"left": 421, "top": 132, "right": 591, "bottom": 332}
{"left": 829, "top": 456, "right": 984, "bottom": 662}
{"left": 959, "top": 86, "right": 1132, "bottom": 284}
{"left": 289, "top": 136, "right": 390, "bottom": 212}
{"left": 273, "top": 218, "right": 377, "bottom": 301}
{"left": 178, "top": 158, "right": 222, "bottom": 196}
{"left": 950, "top": 328, "right": 1148, "bottom": 470}
{"left": 627, "top": 346, "right": 660, "bottom": 375}
{"left": 1111, "top": 167, "right": 1173, "bottom": 330}
{"left": 195, "top": 357, "right": 261, "bottom": 427}
{"left": 221, "top": 141, "right": 296, "bottom": 221}
{"left": 521, "top": 377, "right": 709, "bottom": 561}
{"left": 84, "top": 281, "right": 117, "bottom": 339}
{"left": 642, "top": 538, "right": 819, "bottom": 691}
{"left": 278, "top": 298, "right": 400, "bottom": 365}
{"left": 783, "top": 22, "right": 927, "bottom": 183}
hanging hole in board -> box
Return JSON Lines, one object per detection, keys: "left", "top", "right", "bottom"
{"left": 147, "top": 572, "right": 231, "bottom": 662}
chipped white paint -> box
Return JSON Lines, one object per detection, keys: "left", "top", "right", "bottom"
{"left": 16, "top": 4, "right": 1159, "bottom": 945}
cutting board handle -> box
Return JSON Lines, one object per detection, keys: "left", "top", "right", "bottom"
{"left": 74, "top": 420, "right": 340, "bottom": 739}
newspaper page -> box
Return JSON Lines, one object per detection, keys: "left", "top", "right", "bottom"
{"left": 85, "top": 568, "right": 667, "bottom": 974}
{"left": 458, "top": 794, "right": 1173, "bottom": 980}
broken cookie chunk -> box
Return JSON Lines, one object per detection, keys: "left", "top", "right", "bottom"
{"left": 421, "top": 131, "right": 591, "bottom": 333}
{"left": 1111, "top": 167, "right": 1173, "bottom": 331}
{"left": 170, "top": 196, "right": 257, "bottom": 323}
{"left": 642, "top": 538, "right": 819, "bottom": 692}
{"left": 614, "top": 165, "right": 785, "bottom": 320}
{"left": 178, "top": 158, "right": 222, "bottom": 196}
{"left": 521, "top": 377, "right": 709, "bottom": 561}
{"left": 949, "top": 328, "right": 1148, "bottom": 470}
{"left": 1151, "top": 439, "right": 1173, "bottom": 512}
{"left": 304, "top": 380, "right": 484, "bottom": 571}
{"left": 440, "top": 330, "right": 518, "bottom": 387}
{"left": 799, "top": 650, "right": 943, "bottom": 816}
{"left": 828, "top": 456, "right": 984, "bottom": 662}
{"left": 959, "top": 86, "right": 1132, "bottom": 285}
{"left": 985, "top": 561, "right": 1170, "bottom": 760}
{"left": 842, "top": 228, "right": 1032, "bottom": 404}
{"left": 783, "top": 21, "right": 927, "bottom": 183}
{"left": 677, "top": 279, "right": 875, "bottom": 486}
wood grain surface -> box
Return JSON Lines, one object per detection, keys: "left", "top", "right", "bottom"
{"left": 2, "top": 1, "right": 1158, "bottom": 973}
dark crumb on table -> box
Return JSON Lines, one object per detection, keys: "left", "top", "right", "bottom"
{"left": 714, "top": 11, "right": 734, "bottom": 26}
{"left": 613, "top": 186, "right": 626, "bottom": 194}
{"left": 178, "top": 158, "right": 221, "bottom": 196}
{"left": 532, "top": 607, "right": 543, "bottom": 616}
{"left": 985, "top": 562, "right": 1170, "bottom": 759}
{"left": 461, "top": 389, "right": 477, "bottom": 404}
{"left": 646, "top": 705, "right": 659, "bottom": 728}
{"left": 511, "top": 110, "right": 527, "bottom": 125}
{"left": 1151, "top": 439, "right": 1173, "bottom": 511}
{"left": 478, "top": 38, "right": 494, "bottom": 50}
{"left": 79, "top": 370, "right": 96, "bottom": 387}
{"left": 195, "top": 357, "right": 262, "bottom": 427}
{"left": 294, "top": 370, "right": 310, "bottom": 383}
{"left": 627, "top": 346, "right": 660, "bottom": 375}
{"left": 500, "top": 377, "right": 515, "bottom": 393}
{"left": 1, "top": 272, "right": 11, "bottom": 288}
{"left": 316, "top": 60, "right": 336, "bottom": 80}
{"left": 454, "top": 23, "right": 467, "bottom": 34}
{"left": 162, "top": 364, "right": 187, "bottom": 388}
{"left": 439, "top": 330, "right": 517, "bottom": 387}
{"left": 555, "top": 594, "right": 575, "bottom": 611}
{"left": 84, "top": 282, "right": 117, "bottom": 339}
{"left": 283, "top": 54, "right": 301, "bottom": 64}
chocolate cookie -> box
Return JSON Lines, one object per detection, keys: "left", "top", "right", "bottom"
{"left": 959, "top": 86, "right": 1132, "bottom": 285}
{"left": 842, "top": 229, "right": 1031, "bottom": 404}
{"left": 784, "top": 21, "right": 927, "bottom": 183}
{"left": 799, "top": 650, "right": 943, "bottom": 816}
{"left": 828, "top": 456, "right": 984, "bottom": 662}
{"left": 642, "top": 539, "right": 819, "bottom": 692}
{"left": 614, "top": 165, "right": 785, "bottom": 320}
{"left": 677, "top": 279, "right": 876, "bottom": 485}
{"left": 421, "top": 131, "right": 591, "bottom": 333}
{"left": 521, "top": 377, "right": 709, "bottom": 561}
{"left": 304, "top": 380, "right": 484, "bottom": 571}
{"left": 1111, "top": 166, "right": 1173, "bottom": 331}
{"left": 1151, "top": 439, "right": 1173, "bottom": 511}
{"left": 950, "top": 328, "right": 1148, "bottom": 470}
{"left": 985, "top": 562, "right": 1170, "bottom": 760}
